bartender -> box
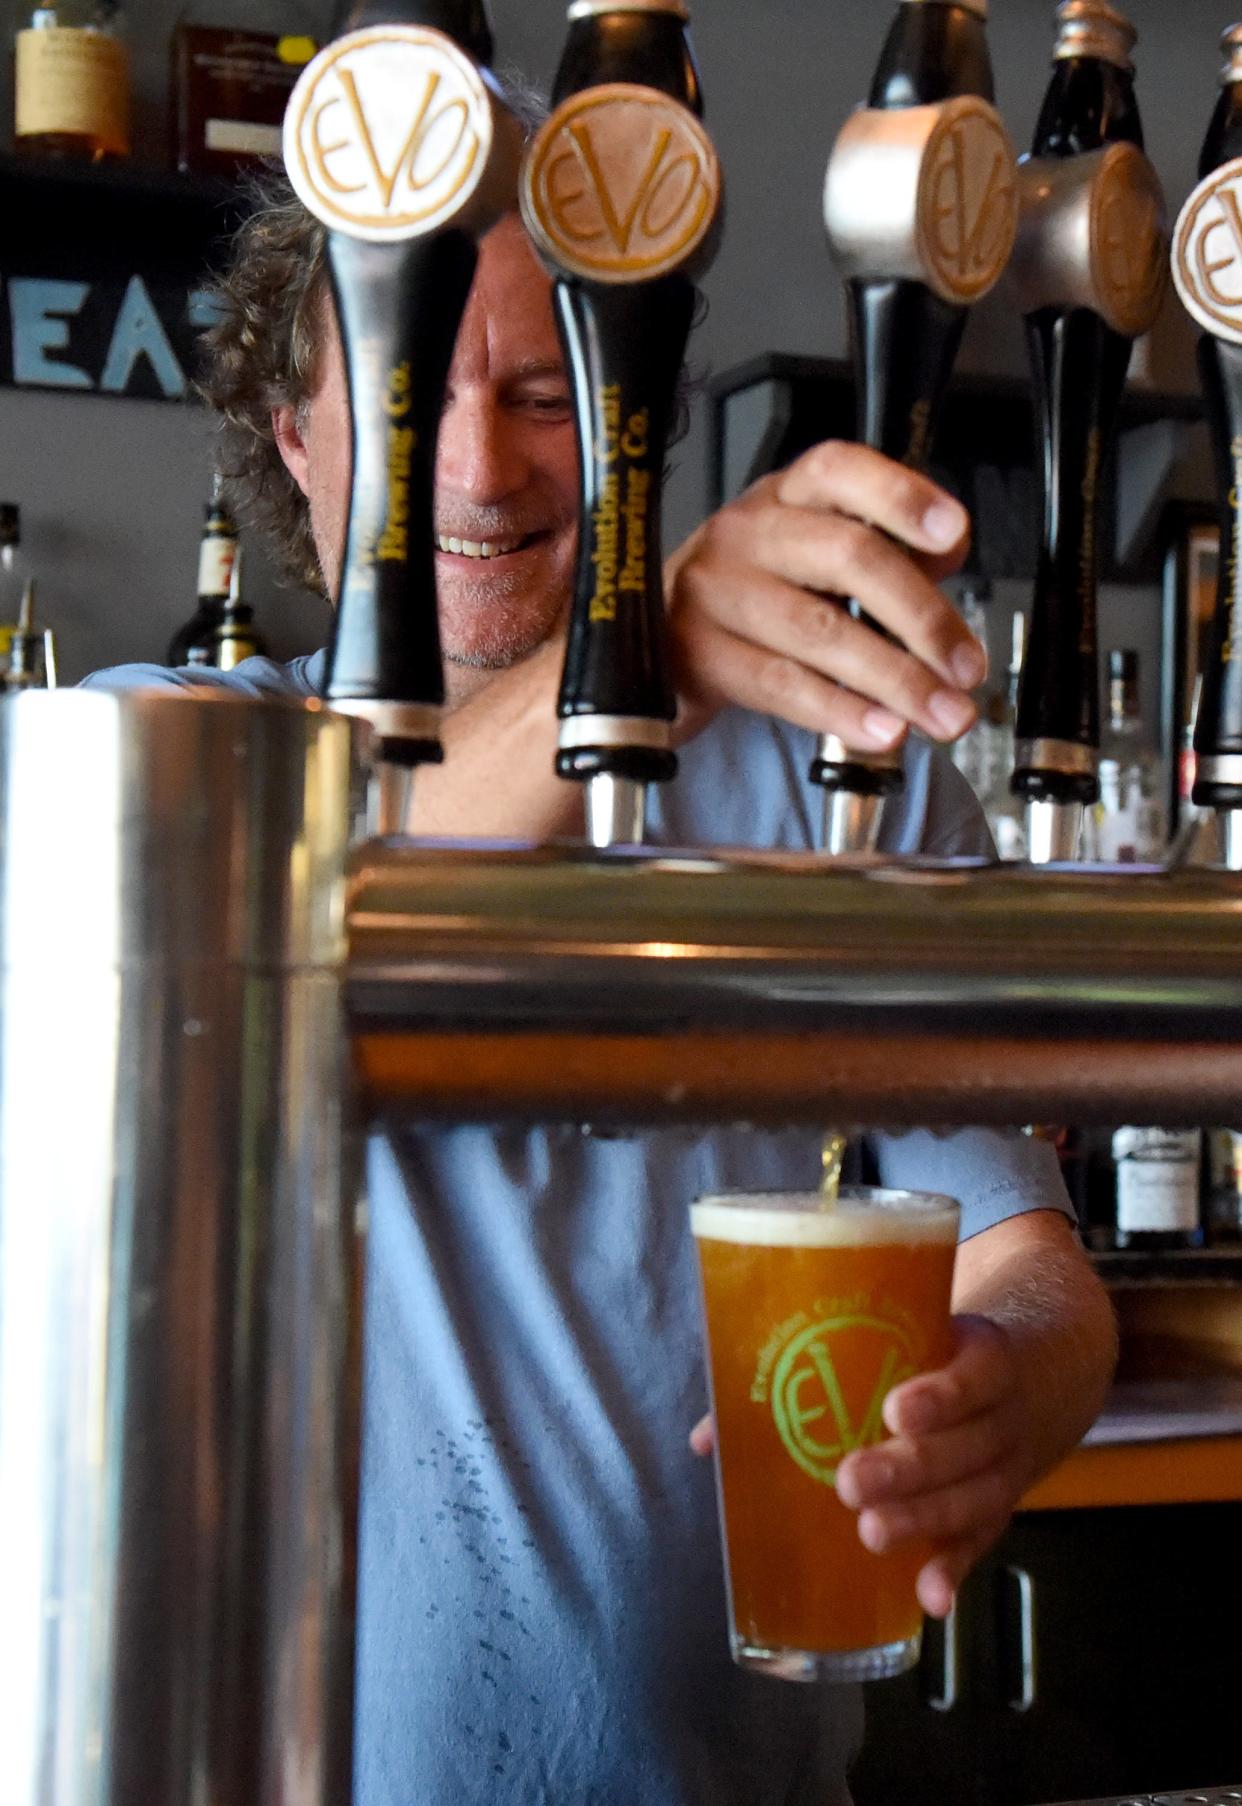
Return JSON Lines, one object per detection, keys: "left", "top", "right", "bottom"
{"left": 86, "top": 141, "right": 1115, "bottom": 1806}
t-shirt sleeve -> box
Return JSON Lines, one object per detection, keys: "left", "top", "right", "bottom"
{"left": 81, "top": 658, "right": 313, "bottom": 699}
{"left": 80, "top": 662, "right": 211, "bottom": 693}
{"left": 870, "top": 1126, "right": 1076, "bottom": 1241}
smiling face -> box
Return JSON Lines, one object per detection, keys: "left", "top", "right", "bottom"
{"left": 274, "top": 213, "right": 580, "bottom": 708}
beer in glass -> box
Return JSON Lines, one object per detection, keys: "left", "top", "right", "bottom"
{"left": 690, "top": 1187, "right": 959, "bottom": 1682}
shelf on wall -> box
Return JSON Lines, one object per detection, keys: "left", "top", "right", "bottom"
{"left": 708, "top": 352, "right": 1206, "bottom": 585}
{"left": 1092, "top": 1246, "right": 1242, "bottom": 1288}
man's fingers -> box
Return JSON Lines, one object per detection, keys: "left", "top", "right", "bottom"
{"left": 683, "top": 498, "right": 985, "bottom": 697}
{"left": 836, "top": 1406, "right": 1019, "bottom": 1511}
{"left": 882, "top": 1316, "right": 1015, "bottom": 1438}
{"left": 775, "top": 440, "right": 971, "bottom": 563}
{"left": 669, "top": 572, "right": 978, "bottom": 748}
{"left": 857, "top": 1458, "right": 1022, "bottom": 1553}
{"left": 689, "top": 1413, "right": 715, "bottom": 1457}
{"left": 915, "top": 1517, "right": 1012, "bottom": 1620}
{"left": 672, "top": 612, "right": 912, "bottom": 753}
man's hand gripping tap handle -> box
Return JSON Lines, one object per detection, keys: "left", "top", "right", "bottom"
{"left": 818, "top": 0, "right": 1017, "bottom": 855}
{"left": 1007, "top": 0, "right": 1167, "bottom": 866}
{"left": 520, "top": 0, "right": 722, "bottom": 849}
{"left": 1171, "top": 23, "right": 1242, "bottom": 871}
{"left": 283, "top": 0, "right": 523, "bottom": 832}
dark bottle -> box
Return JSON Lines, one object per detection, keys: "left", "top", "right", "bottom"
{"left": 172, "top": 3, "right": 318, "bottom": 179}
{"left": 816, "top": 0, "right": 1017, "bottom": 851}
{"left": 1010, "top": 0, "right": 1165, "bottom": 865}
{"left": 205, "top": 547, "right": 267, "bottom": 671}
{"left": 1112, "top": 1126, "right": 1204, "bottom": 1252}
{"left": 1177, "top": 26, "right": 1242, "bottom": 870}
{"left": 1203, "top": 1129, "right": 1242, "bottom": 1245}
{"left": 168, "top": 477, "right": 239, "bottom": 668}
{"left": 521, "top": 0, "right": 721, "bottom": 847}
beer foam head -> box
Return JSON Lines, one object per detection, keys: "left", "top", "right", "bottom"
{"left": 689, "top": 1189, "right": 960, "bottom": 1248}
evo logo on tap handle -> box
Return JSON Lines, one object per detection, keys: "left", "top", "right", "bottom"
{"left": 284, "top": 3, "right": 521, "bottom": 771}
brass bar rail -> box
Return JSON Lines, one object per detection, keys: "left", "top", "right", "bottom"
{"left": 347, "top": 842, "right": 1242, "bottom": 1127}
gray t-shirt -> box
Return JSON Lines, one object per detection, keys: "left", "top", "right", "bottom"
{"left": 85, "top": 653, "right": 1072, "bottom": 1806}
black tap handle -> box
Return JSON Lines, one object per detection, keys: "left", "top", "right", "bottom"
{"left": 815, "top": 0, "right": 1016, "bottom": 805}
{"left": 1012, "top": 311, "right": 1130, "bottom": 804}
{"left": 1171, "top": 32, "right": 1242, "bottom": 811}
{"left": 1192, "top": 335, "right": 1242, "bottom": 806}
{"left": 553, "top": 279, "right": 691, "bottom": 784}
{"left": 1009, "top": 6, "right": 1166, "bottom": 814}
{"left": 521, "top": 1, "right": 721, "bottom": 797}
{"left": 284, "top": 0, "right": 520, "bottom": 766}
{"left": 333, "top": 0, "right": 492, "bottom": 60}
{"left": 325, "top": 231, "right": 475, "bottom": 762}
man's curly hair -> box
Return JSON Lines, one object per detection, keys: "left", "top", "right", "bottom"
{"left": 198, "top": 175, "right": 329, "bottom": 592}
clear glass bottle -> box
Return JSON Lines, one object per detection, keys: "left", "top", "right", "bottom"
{"left": 171, "top": 1, "right": 317, "bottom": 178}
{"left": 1112, "top": 1126, "right": 1203, "bottom": 1251}
{"left": 14, "top": 2, "right": 131, "bottom": 164}
{"left": 168, "top": 475, "right": 240, "bottom": 667}
{"left": 1082, "top": 649, "right": 1167, "bottom": 863}
{"left": 981, "top": 610, "right": 1028, "bottom": 861}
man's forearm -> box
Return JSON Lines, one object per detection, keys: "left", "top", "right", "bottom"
{"left": 953, "top": 1216, "right": 1119, "bottom": 1486}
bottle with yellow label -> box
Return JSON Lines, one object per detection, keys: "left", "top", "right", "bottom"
{"left": 15, "top": 3, "right": 131, "bottom": 164}
{"left": 171, "top": 2, "right": 317, "bottom": 178}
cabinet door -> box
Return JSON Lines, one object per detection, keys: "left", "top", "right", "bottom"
{"left": 851, "top": 1502, "right": 1242, "bottom": 1806}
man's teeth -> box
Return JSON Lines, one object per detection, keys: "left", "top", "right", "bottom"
{"left": 436, "top": 534, "right": 525, "bottom": 558}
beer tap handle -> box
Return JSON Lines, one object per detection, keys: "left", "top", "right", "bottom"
{"left": 283, "top": 0, "right": 522, "bottom": 831}
{"left": 1171, "top": 24, "right": 1242, "bottom": 870}
{"left": 817, "top": 0, "right": 1017, "bottom": 855}
{"left": 1009, "top": 1, "right": 1166, "bottom": 865}
{"left": 520, "top": 0, "right": 722, "bottom": 849}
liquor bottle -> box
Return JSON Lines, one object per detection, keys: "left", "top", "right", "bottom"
{"left": 168, "top": 477, "right": 239, "bottom": 667}
{"left": 1112, "top": 1126, "right": 1203, "bottom": 1251}
{"left": 171, "top": 3, "right": 318, "bottom": 179}
{"left": 0, "top": 514, "right": 57, "bottom": 692}
{"left": 3, "top": 579, "right": 56, "bottom": 691}
{"left": 981, "top": 611, "right": 1028, "bottom": 861}
{"left": 1203, "top": 1129, "right": 1242, "bottom": 1244}
{"left": 1081, "top": 649, "right": 1166, "bottom": 862}
{"left": 205, "top": 546, "right": 266, "bottom": 671}
{"left": 14, "top": 2, "right": 131, "bottom": 164}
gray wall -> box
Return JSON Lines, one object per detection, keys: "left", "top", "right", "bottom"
{"left": 0, "top": 0, "right": 1233, "bottom": 688}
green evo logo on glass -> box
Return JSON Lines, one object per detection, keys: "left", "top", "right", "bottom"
{"left": 770, "top": 1314, "right": 918, "bottom": 1487}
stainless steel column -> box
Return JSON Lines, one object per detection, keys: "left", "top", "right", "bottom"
{"left": 0, "top": 690, "right": 364, "bottom": 1806}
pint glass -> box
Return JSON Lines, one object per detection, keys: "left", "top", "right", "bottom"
{"left": 690, "top": 1187, "right": 959, "bottom": 1683}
